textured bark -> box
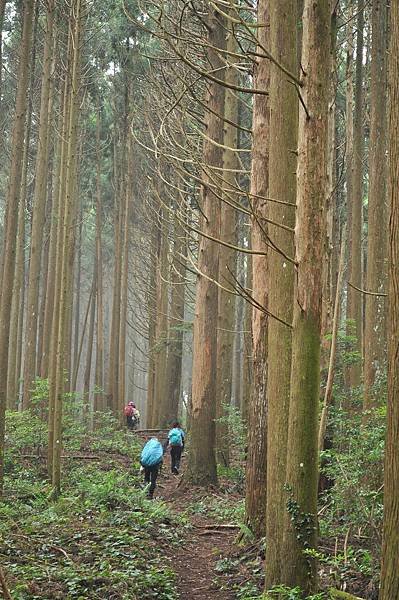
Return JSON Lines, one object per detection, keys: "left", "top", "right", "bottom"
{"left": 364, "top": 0, "right": 388, "bottom": 411}
{"left": 184, "top": 7, "right": 226, "bottom": 486}
{"left": 346, "top": 0, "right": 365, "bottom": 389}
{"left": 94, "top": 107, "right": 105, "bottom": 413}
{"left": 22, "top": 0, "right": 55, "bottom": 408}
{"left": 146, "top": 218, "right": 158, "bottom": 428}
{"left": 153, "top": 206, "right": 168, "bottom": 427}
{"left": 245, "top": 0, "right": 269, "bottom": 537}
{"left": 319, "top": 229, "right": 346, "bottom": 453}
{"left": 281, "top": 0, "right": 330, "bottom": 591}
{"left": 83, "top": 271, "right": 96, "bottom": 417}
{"left": 379, "top": 2, "right": 399, "bottom": 596}
{"left": 118, "top": 131, "right": 132, "bottom": 415}
{"left": 108, "top": 133, "right": 123, "bottom": 417}
{"left": 163, "top": 212, "right": 186, "bottom": 426}
{"left": 0, "top": 0, "right": 35, "bottom": 492}
{"left": 216, "top": 21, "right": 238, "bottom": 465}
{"left": 264, "top": 0, "right": 297, "bottom": 579}
{"left": 48, "top": 0, "right": 83, "bottom": 494}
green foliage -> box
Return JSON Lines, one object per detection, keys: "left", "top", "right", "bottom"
{"left": 264, "top": 586, "right": 327, "bottom": 599}
{"left": 2, "top": 414, "right": 180, "bottom": 599}
{"left": 216, "top": 403, "right": 246, "bottom": 485}
{"left": 319, "top": 404, "right": 385, "bottom": 540}
{"left": 186, "top": 495, "right": 245, "bottom": 525}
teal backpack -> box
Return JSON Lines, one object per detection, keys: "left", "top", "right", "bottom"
{"left": 169, "top": 428, "right": 183, "bottom": 446}
{"left": 140, "top": 439, "right": 163, "bottom": 467}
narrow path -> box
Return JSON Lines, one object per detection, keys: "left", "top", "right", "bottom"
{"left": 157, "top": 458, "right": 238, "bottom": 600}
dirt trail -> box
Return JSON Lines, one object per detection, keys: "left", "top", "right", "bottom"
{"left": 157, "top": 458, "right": 238, "bottom": 600}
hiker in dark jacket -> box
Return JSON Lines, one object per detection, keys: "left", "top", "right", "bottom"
{"left": 166, "top": 422, "right": 185, "bottom": 475}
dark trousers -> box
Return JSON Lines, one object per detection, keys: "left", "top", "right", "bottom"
{"left": 170, "top": 445, "right": 183, "bottom": 473}
{"left": 144, "top": 463, "right": 160, "bottom": 497}
{"left": 126, "top": 415, "right": 133, "bottom": 430}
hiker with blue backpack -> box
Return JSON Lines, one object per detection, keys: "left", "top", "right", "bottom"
{"left": 140, "top": 437, "right": 164, "bottom": 499}
{"left": 167, "top": 422, "right": 185, "bottom": 475}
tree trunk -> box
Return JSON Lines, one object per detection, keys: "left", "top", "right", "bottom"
{"left": 216, "top": 20, "right": 239, "bottom": 465}
{"left": 48, "top": 0, "right": 83, "bottom": 495}
{"left": 118, "top": 132, "right": 132, "bottom": 415}
{"left": 264, "top": 0, "right": 298, "bottom": 576}
{"left": 379, "top": 2, "right": 399, "bottom": 596}
{"left": 281, "top": 0, "right": 330, "bottom": 592}
{"left": 83, "top": 270, "right": 96, "bottom": 419}
{"left": 94, "top": 106, "right": 105, "bottom": 414}
{"left": 363, "top": 0, "right": 388, "bottom": 412}
{"left": 245, "top": 0, "right": 269, "bottom": 537}
{"left": 153, "top": 205, "right": 169, "bottom": 428}
{"left": 346, "top": 0, "right": 365, "bottom": 389}
{"left": 22, "top": 0, "right": 55, "bottom": 408}
{"left": 163, "top": 210, "right": 187, "bottom": 425}
{"left": 184, "top": 7, "right": 226, "bottom": 486}
{"left": 0, "top": 0, "right": 35, "bottom": 492}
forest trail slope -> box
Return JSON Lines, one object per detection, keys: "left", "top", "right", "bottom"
{"left": 157, "top": 456, "right": 239, "bottom": 600}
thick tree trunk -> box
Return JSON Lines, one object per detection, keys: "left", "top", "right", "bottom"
{"left": 245, "top": 0, "right": 269, "bottom": 537}
{"left": 184, "top": 7, "right": 226, "bottom": 486}
{"left": 0, "top": 0, "right": 35, "bottom": 492}
{"left": 364, "top": 0, "right": 388, "bottom": 412}
{"left": 264, "top": 0, "right": 297, "bottom": 576}
{"left": 281, "top": 0, "right": 330, "bottom": 592}
{"left": 379, "top": 2, "right": 399, "bottom": 596}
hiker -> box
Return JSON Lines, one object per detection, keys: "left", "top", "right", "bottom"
{"left": 131, "top": 404, "right": 140, "bottom": 429}
{"left": 140, "top": 437, "right": 164, "bottom": 499}
{"left": 124, "top": 402, "right": 135, "bottom": 430}
{"left": 166, "top": 422, "right": 185, "bottom": 475}
{"left": 124, "top": 402, "right": 140, "bottom": 430}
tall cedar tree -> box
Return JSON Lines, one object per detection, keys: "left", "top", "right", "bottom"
{"left": 280, "top": 0, "right": 330, "bottom": 591}
{"left": 380, "top": 0, "right": 399, "bottom": 595}
{"left": 184, "top": 7, "right": 226, "bottom": 485}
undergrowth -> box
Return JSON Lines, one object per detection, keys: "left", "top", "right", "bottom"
{"left": 1, "top": 406, "right": 183, "bottom": 599}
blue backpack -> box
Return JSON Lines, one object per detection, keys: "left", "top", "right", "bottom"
{"left": 140, "top": 439, "right": 163, "bottom": 467}
{"left": 169, "top": 428, "right": 183, "bottom": 446}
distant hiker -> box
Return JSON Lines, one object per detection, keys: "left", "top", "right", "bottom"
{"left": 124, "top": 402, "right": 135, "bottom": 430}
{"left": 166, "top": 422, "right": 185, "bottom": 475}
{"left": 140, "top": 437, "right": 164, "bottom": 499}
{"left": 124, "top": 402, "right": 140, "bottom": 430}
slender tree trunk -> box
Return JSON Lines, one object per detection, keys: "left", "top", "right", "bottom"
{"left": 264, "top": 0, "right": 298, "bottom": 574}
{"left": 146, "top": 218, "right": 158, "bottom": 427}
{"left": 244, "top": 0, "right": 269, "bottom": 537}
{"left": 346, "top": 0, "right": 365, "bottom": 389}
{"left": 184, "top": 7, "right": 226, "bottom": 486}
{"left": 0, "top": 0, "right": 35, "bottom": 492}
{"left": 281, "top": 0, "right": 330, "bottom": 591}
{"left": 48, "top": 0, "right": 83, "bottom": 494}
{"left": 108, "top": 135, "right": 122, "bottom": 417}
{"left": 216, "top": 20, "right": 239, "bottom": 465}
{"left": 7, "top": 182, "right": 26, "bottom": 409}
{"left": 72, "top": 215, "right": 82, "bottom": 385}
{"left": 319, "top": 228, "right": 346, "bottom": 453}
{"left": 153, "top": 206, "right": 169, "bottom": 427}
{"left": 163, "top": 211, "right": 186, "bottom": 425}
{"left": 364, "top": 0, "right": 388, "bottom": 411}
{"left": 83, "top": 270, "right": 96, "bottom": 418}
{"left": 379, "top": 3, "right": 399, "bottom": 595}
{"left": 94, "top": 105, "right": 104, "bottom": 413}
{"left": 118, "top": 133, "right": 132, "bottom": 415}
{"left": 22, "top": 0, "right": 55, "bottom": 408}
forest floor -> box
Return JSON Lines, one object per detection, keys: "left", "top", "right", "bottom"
{"left": 155, "top": 457, "right": 259, "bottom": 600}
{"left": 1, "top": 413, "right": 377, "bottom": 600}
